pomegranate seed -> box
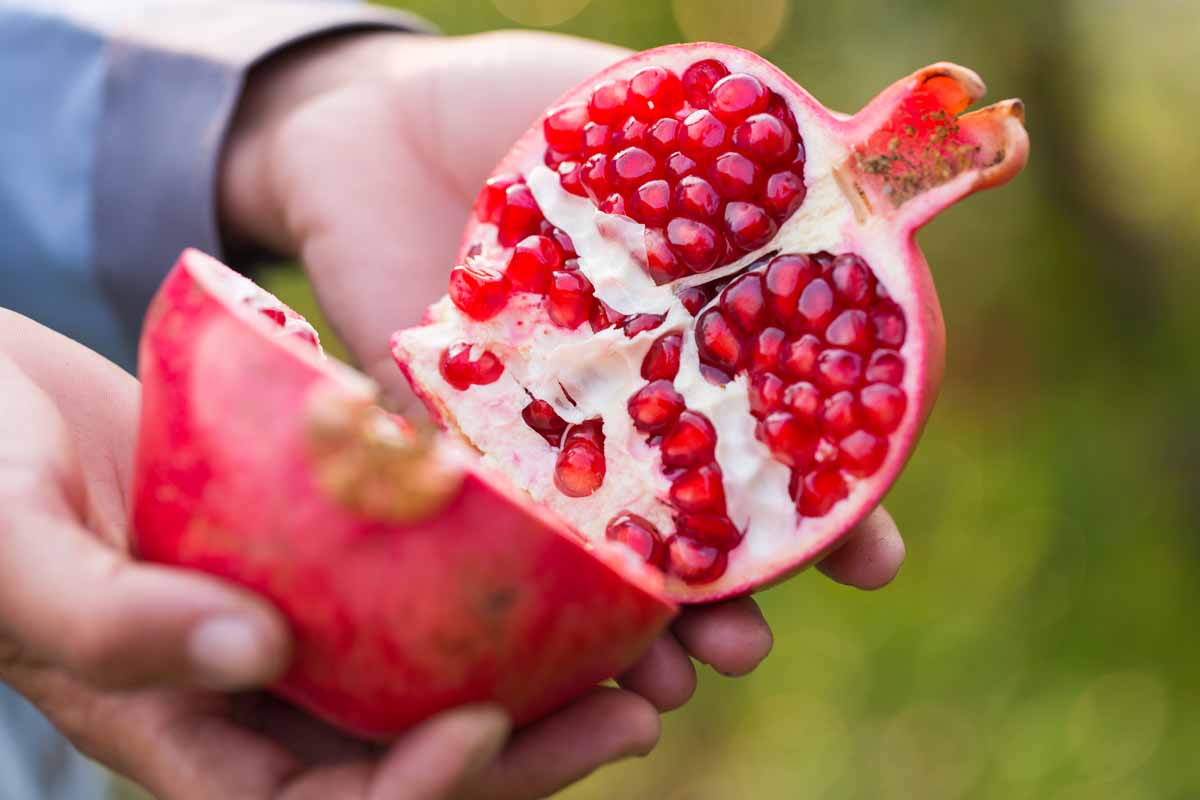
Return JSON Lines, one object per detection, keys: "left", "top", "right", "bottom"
{"left": 559, "top": 161, "right": 586, "bottom": 196}
{"left": 644, "top": 228, "right": 684, "bottom": 284}
{"left": 554, "top": 440, "right": 606, "bottom": 497}
{"left": 628, "top": 379, "right": 685, "bottom": 433}
{"left": 589, "top": 79, "right": 629, "bottom": 124}
{"left": 543, "top": 103, "right": 589, "bottom": 154}
{"left": 680, "top": 110, "right": 728, "bottom": 160}
{"left": 439, "top": 343, "right": 504, "bottom": 390}
{"left": 609, "top": 147, "right": 659, "bottom": 191}
{"left": 871, "top": 304, "right": 907, "bottom": 347}
{"left": 796, "top": 468, "right": 848, "bottom": 517}
{"left": 724, "top": 202, "right": 777, "bottom": 251}
{"left": 260, "top": 307, "right": 287, "bottom": 327}
{"left": 613, "top": 117, "right": 648, "bottom": 149}
{"left": 675, "top": 513, "right": 741, "bottom": 548}
{"left": 699, "top": 364, "right": 732, "bottom": 385}
{"left": 590, "top": 298, "right": 626, "bottom": 331}
{"left": 667, "top": 536, "right": 727, "bottom": 584}
{"left": 583, "top": 122, "right": 610, "bottom": 152}
{"left": 449, "top": 263, "right": 511, "bottom": 321}
{"left": 667, "top": 218, "right": 722, "bottom": 273}
{"left": 497, "top": 184, "right": 542, "bottom": 246}
{"left": 709, "top": 73, "right": 769, "bottom": 123}
{"left": 606, "top": 512, "right": 665, "bottom": 567}
{"left": 669, "top": 463, "right": 726, "bottom": 513}
{"left": 816, "top": 349, "right": 863, "bottom": 390}
{"left": 547, "top": 269, "right": 594, "bottom": 329}
{"left": 780, "top": 334, "right": 822, "bottom": 378}
{"left": 781, "top": 380, "right": 821, "bottom": 423}
{"left": 664, "top": 151, "right": 699, "bottom": 181}
{"left": 580, "top": 153, "right": 611, "bottom": 201}
{"left": 720, "top": 273, "right": 768, "bottom": 334}
{"left": 623, "top": 313, "right": 665, "bottom": 337}
{"left": 766, "top": 91, "right": 798, "bottom": 129}
{"left": 751, "top": 326, "right": 787, "bottom": 371}
{"left": 660, "top": 410, "right": 717, "bottom": 468}
{"left": 839, "top": 430, "right": 887, "bottom": 475}
{"left": 797, "top": 278, "right": 836, "bottom": 330}
{"left": 646, "top": 118, "right": 680, "bottom": 154}
{"left": 542, "top": 224, "right": 577, "bottom": 257}
{"left": 825, "top": 309, "right": 872, "bottom": 351}
{"left": 695, "top": 308, "right": 744, "bottom": 373}
{"left": 677, "top": 285, "right": 711, "bottom": 315}
{"left": 860, "top": 383, "right": 906, "bottom": 433}
{"left": 629, "top": 179, "right": 671, "bottom": 224}
{"left": 748, "top": 371, "right": 785, "bottom": 417}
{"left": 732, "top": 113, "right": 794, "bottom": 165}
{"left": 673, "top": 175, "right": 721, "bottom": 218}
{"left": 764, "top": 253, "right": 817, "bottom": 327}
{"left": 681, "top": 59, "right": 730, "bottom": 108}
{"left": 641, "top": 332, "right": 682, "bottom": 380}
{"left": 710, "top": 152, "right": 761, "bottom": 199}
{"left": 564, "top": 418, "right": 604, "bottom": 449}
{"left": 821, "top": 391, "right": 860, "bottom": 435}
{"left": 757, "top": 411, "right": 818, "bottom": 468}
{"left": 628, "top": 66, "right": 684, "bottom": 120}
{"left": 831, "top": 254, "right": 874, "bottom": 307}
{"left": 814, "top": 251, "right": 835, "bottom": 271}
{"left": 599, "top": 193, "right": 627, "bottom": 215}
{"left": 522, "top": 399, "right": 567, "bottom": 446}
{"left": 762, "top": 171, "right": 807, "bottom": 218}
{"left": 474, "top": 173, "right": 519, "bottom": 223}
{"left": 507, "top": 235, "right": 562, "bottom": 293}
{"left": 865, "top": 350, "right": 905, "bottom": 385}
{"left": 544, "top": 148, "right": 571, "bottom": 169}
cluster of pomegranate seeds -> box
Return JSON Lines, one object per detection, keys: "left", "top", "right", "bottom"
{"left": 438, "top": 342, "right": 504, "bottom": 390}
{"left": 694, "top": 251, "right": 907, "bottom": 516}
{"left": 605, "top": 513, "right": 666, "bottom": 568}
{"left": 542, "top": 59, "right": 807, "bottom": 284}
{"left": 518, "top": 400, "right": 609, "bottom": 498}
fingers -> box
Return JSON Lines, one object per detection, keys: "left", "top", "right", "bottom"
{"left": 617, "top": 634, "right": 697, "bottom": 711}
{"left": 460, "top": 687, "right": 660, "bottom": 800}
{"left": 817, "top": 506, "right": 906, "bottom": 590}
{"left": 672, "top": 597, "right": 774, "bottom": 677}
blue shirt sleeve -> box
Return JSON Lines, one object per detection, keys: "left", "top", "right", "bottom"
{"left": 0, "top": 1, "right": 431, "bottom": 371}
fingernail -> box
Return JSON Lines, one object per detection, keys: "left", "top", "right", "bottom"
{"left": 189, "top": 615, "right": 276, "bottom": 689}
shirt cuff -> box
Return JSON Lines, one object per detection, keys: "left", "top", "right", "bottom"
{"left": 93, "top": 2, "right": 434, "bottom": 335}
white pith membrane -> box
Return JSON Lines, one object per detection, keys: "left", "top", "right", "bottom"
{"left": 391, "top": 47, "right": 1022, "bottom": 600}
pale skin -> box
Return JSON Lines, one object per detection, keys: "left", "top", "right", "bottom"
{"left": 0, "top": 30, "right": 905, "bottom": 799}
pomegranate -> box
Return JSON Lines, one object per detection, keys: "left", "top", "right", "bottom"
{"left": 391, "top": 44, "right": 1028, "bottom": 601}
{"left": 132, "top": 249, "right": 675, "bottom": 738}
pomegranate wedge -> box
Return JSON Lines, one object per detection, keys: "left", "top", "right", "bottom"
{"left": 392, "top": 44, "right": 1028, "bottom": 602}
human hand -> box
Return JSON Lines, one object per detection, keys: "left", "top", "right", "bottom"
{"left": 219, "top": 18, "right": 906, "bottom": 744}
{"left": 0, "top": 310, "right": 661, "bottom": 799}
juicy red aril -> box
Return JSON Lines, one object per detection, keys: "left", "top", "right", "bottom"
{"left": 677, "top": 285, "right": 712, "bottom": 316}
{"left": 580, "top": 154, "right": 611, "bottom": 200}
{"left": 599, "top": 194, "right": 627, "bottom": 215}
{"left": 839, "top": 430, "right": 887, "bottom": 476}
{"left": 646, "top": 118, "right": 680, "bottom": 154}
{"left": 613, "top": 117, "right": 648, "bottom": 149}
{"left": 606, "top": 513, "right": 665, "bottom": 568}
{"left": 644, "top": 229, "right": 684, "bottom": 283}
{"left": 780, "top": 334, "right": 822, "bottom": 378}
{"left": 630, "top": 179, "right": 672, "bottom": 225}
{"left": 522, "top": 399, "right": 567, "bottom": 446}
{"left": 543, "top": 104, "right": 589, "bottom": 153}
{"left": 623, "top": 313, "right": 665, "bottom": 337}
{"left": 871, "top": 304, "right": 907, "bottom": 347}
{"left": 681, "top": 59, "right": 730, "bottom": 108}
{"left": 628, "top": 66, "right": 684, "bottom": 119}
{"left": 449, "top": 263, "right": 511, "bottom": 321}
{"left": 732, "top": 113, "right": 794, "bottom": 165}
{"left": 667, "top": 218, "right": 722, "bottom": 273}
{"left": 831, "top": 254, "right": 873, "bottom": 307}
{"left": 507, "top": 235, "right": 563, "bottom": 292}
{"left": 554, "top": 440, "right": 606, "bottom": 497}
{"left": 816, "top": 349, "right": 863, "bottom": 390}
{"left": 762, "top": 171, "right": 807, "bottom": 218}
{"left": 782, "top": 381, "right": 821, "bottom": 423}
{"left": 695, "top": 309, "right": 743, "bottom": 372}
{"left": 641, "top": 332, "right": 682, "bottom": 380}
{"left": 821, "top": 391, "right": 860, "bottom": 435}
{"left": 680, "top": 110, "right": 729, "bottom": 159}
{"left": 797, "top": 278, "right": 836, "bottom": 330}
{"left": 547, "top": 270, "right": 594, "bottom": 329}
{"left": 497, "top": 183, "right": 542, "bottom": 246}
{"left": 764, "top": 253, "right": 817, "bottom": 326}
{"left": 259, "top": 308, "right": 286, "bottom": 326}
{"left": 559, "top": 162, "right": 585, "bottom": 196}
{"left": 710, "top": 152, "right": 761, "bottom": 199}
{"left": 583, "top": 122, "right": 610, "bottom": 152}
{"left": 866, "top": 350, "right": 905, "bottom": 385}
{"left": 590, "top": 299, "right": 626, "bottom": 331}
{"left": 628, "top": 380, "right": 685, "bottom": 433}
{"left": 757, "top": 412, "right": 818, "bottom": 468}
{"left": 439, "top": 343, "right": 504, "bottom": 390}
{"left": 720, "top": 273, "right": 768, "bottom": 333}
{"left": 610, "top": 147, "right": 659, "bottom": 190}
{"left": 669, "top": 463, "right": 726, "bottom": 513}
{"left": 667, "top": 536, "right": 727, "bottom": 584}
{"left": 709, "top": 73, "right": 769, "bottom": 123}
{"left": 665, "top": 151, "right": 698, "bottom": 181}
{"left": 661, "top": 410, "right": 716, "bottom": 468}
{"left": 860, "top": 383, "right": 906, "bottom": 433}
{"left": 474, "top": 173, "right": 519, "bottom": 224}
{"left": 825, "top": 309, "right": 872, "bottom": 352}
{"left": 796, "top": 468, "right": 848, "bottom": 517}
{"left": 589, "top": 79, "right": 629, "bottom": 124}
{"left": 673, "top": 176, "right": 721, "bottom": 218}
{"left": 724, "top": 202, "right": 777, "bottom": 251}
{"left": 748, "top": 371, "right": 785, "bottom": 417}
{"left": 675, "top": 513, "right": 741, "bottom": 548}
{"left": 565, "top": 418, "right": 604, "bottom": 449}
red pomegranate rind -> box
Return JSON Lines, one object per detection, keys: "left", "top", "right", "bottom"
{"left": 393, "top": 45, "right": 1027, "bottom": 602}
{"left": 134, "top": 250, "right": 675, "bottom": 737}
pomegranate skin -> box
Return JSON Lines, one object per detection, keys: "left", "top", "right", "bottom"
{"left": 393, "top": 44, "right": 1029, "bottom": 602}
{"left": 132, "top": 250, "right": 675, "bottom": 739}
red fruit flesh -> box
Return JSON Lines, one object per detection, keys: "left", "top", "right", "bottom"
{"left": 133, "top": 250, "right": 675, "bottom": 737}
{"left": 393, "top": 45, "right": 1027, "bottom": 601}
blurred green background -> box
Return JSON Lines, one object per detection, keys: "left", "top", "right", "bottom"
{"left": 119, "top": 0, "right": 1200, "bottom": 797}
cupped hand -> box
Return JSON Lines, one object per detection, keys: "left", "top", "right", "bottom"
{"left": 218, "top": 18, "right": 907, "bottom": 754}
{"left": 0, "top": 311, "right": 660, "bottom": 799}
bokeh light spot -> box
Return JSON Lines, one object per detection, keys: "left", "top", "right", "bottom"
{"left": 671, "top": 0, "right": 789, "bottom": 52}
{"left": 492, "top": 0, "right": 593, "bottom": 27}
{"left": 1067, "top": 670, "right": 1168, "bottom": 783}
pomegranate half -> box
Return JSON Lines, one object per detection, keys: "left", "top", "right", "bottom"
{"left": 392, "top": 44, "right": 1028, "bottom": 602}
{"left": 132, "top": 249, "right": 676, "bottom": 738}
